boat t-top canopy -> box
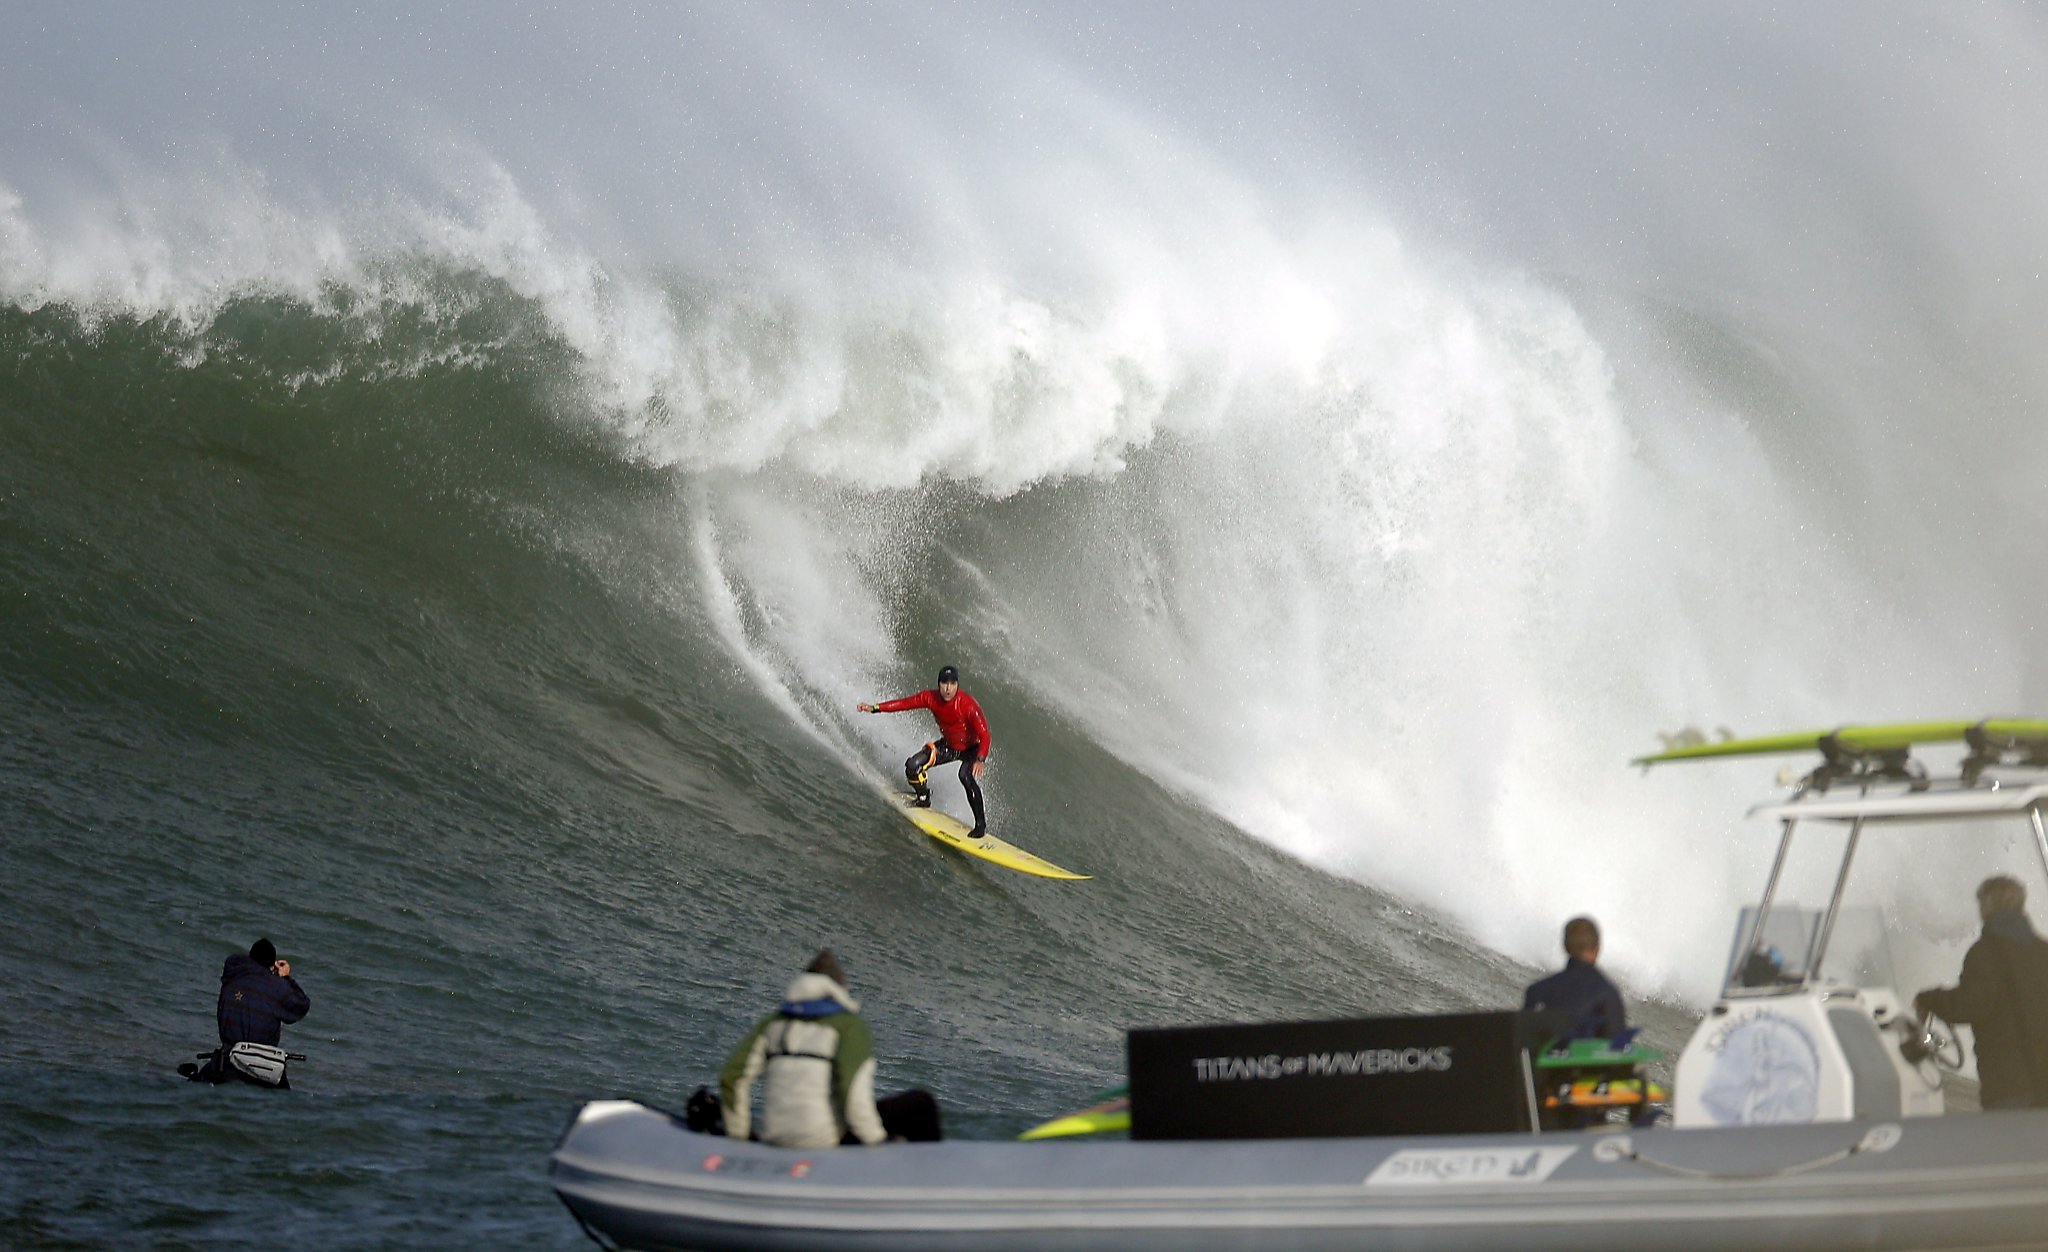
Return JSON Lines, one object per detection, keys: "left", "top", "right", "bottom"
{"left": 1732, "top": 771, "right": 2048, "bottom": 998}
{"left": 1634, "top": 716, "right": 2048, "bottom": 999}
{"left": 1749, "top": 779, "right": 2048, "bottom": 825}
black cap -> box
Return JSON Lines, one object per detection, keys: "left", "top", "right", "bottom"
{"left": 249, "top": 938, "right": 277, "bottom": 966}
{"left": 936, "top": 665, "right": 959, "bottom": 685}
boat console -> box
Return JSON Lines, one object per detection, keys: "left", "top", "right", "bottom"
{"left": 1674, "top": 904, "right": 1942, "bottom": 1126}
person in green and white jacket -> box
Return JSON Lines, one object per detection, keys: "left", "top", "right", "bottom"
{"left": 719, "top": 949, "right": 891, "bottom": 1147}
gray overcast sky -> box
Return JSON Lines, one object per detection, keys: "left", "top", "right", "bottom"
{"left": 6, "top": 3, "right": 2043, "bottom": 289}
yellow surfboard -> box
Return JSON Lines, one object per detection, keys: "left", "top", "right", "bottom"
{"left": 1019, "top": 1088, "right": 1130, "bottom": 1140}
{"left": 886, "top": 792, "right": 1091, "bottom": 881}
{"left": 1018, "top": 1105, "right": 1130, "bottom": 1140}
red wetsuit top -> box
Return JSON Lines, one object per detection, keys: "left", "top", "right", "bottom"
{"left": 874, "top": 689, "right": 993, "bottom": 756}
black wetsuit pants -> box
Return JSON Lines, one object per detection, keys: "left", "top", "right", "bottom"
{"left": 905, "top": 741, "right": 986, "bottom": 832}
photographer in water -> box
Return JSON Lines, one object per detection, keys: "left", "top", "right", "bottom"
{"left": 1916, "top": 876, "right": 2048, "bottom": 1110}
{"left": 180, "top": 937, "right": 311, "bottom": 1087}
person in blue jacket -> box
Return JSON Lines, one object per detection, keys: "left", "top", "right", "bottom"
{"left": 181, "top": 938, "right": 311, "bottom": 1085}
{"left": 1523, "top": 916, "right": 1627, "bottom": 1040}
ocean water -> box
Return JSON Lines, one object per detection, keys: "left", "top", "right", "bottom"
{"left": 5, "top": 4, "right": 2046, "bottom": 1247}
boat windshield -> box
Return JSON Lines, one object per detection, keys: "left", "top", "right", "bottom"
{"left": 1721, "top": 905, "right": 1898, "bottom": 996}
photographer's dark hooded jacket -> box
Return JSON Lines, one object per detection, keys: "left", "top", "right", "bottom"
{"left": 1920, "top": 911, "right": 2048, "bottom": 1109}
{"left": 217, "top": 954, "right": 310, "bottom": 1046}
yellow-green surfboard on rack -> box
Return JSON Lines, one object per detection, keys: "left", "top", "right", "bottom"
{"left": 1633, "top": 718, "right": 2048, "bottom": 766}
{"left": 886, "top": 792, "right": 1091, "bottom": 881}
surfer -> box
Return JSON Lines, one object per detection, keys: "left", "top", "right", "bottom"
{"left": 179, "top": 937, "right": 310, "bottom": 1085}
{"left": 1522, "top": 916, "right": 1627, "bottom": 1041}
{"left": 859, "top": 665, "right": 993, "bottom": 838}
{"left": 1914, "top": 875, "right": 2048, "bottom": 1109}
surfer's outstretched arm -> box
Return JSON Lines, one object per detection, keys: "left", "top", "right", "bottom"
{"left": 862, "top": 693, "right": 935, "bottom": 715}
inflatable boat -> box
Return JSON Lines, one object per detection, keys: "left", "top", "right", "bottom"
{"left": 553, "top": 720, "right": 2048, "bottom": 1250}
{"left": 551, "top": 1099, "right": 2048, "bottom": 1251}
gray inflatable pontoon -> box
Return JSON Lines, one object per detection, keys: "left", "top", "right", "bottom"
{"left": 550, "top": 1100, "right": 2048, "bottom": 1251}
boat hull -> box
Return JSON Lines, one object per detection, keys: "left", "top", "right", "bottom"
{"left": 550, "top": 1101, "right": 2048, "bottom": 1251}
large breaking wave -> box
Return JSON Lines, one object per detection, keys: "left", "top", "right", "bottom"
{"left": 6, "top": 2, "right": 2044, "bottom": 1003}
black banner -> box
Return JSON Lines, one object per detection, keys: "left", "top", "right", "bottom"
{"left": 1127, "top": 1011, "right": 1533, "bottom": 1140}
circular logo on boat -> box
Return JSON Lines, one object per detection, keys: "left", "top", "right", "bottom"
{"left": 1699, "top": 1012, "right": 1820, "bottom": 1125}
{"left": 790, "top": 1160, "right": 812, "bottom": 1178}
{"left": 702, "top": 1154, "right": 724, "bottom": 1172}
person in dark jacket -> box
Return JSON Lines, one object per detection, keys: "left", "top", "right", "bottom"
{"left": 217, "top": 937, "right": 311, "bottom": 1046}
{"left": 1916, "top": 875, "right": 2048, "bottom": 1109}
{"left": 1523, "top": 916, "right": 1627, "bottom": 1040}
{"left": 181, "top": 938, "right": 311, "bottom": 1086}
